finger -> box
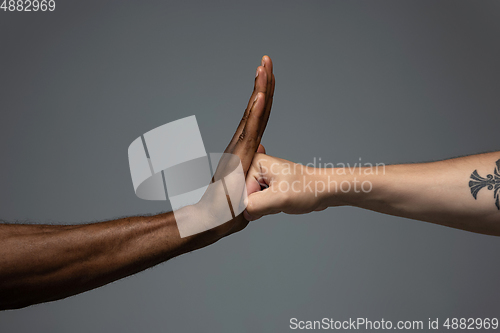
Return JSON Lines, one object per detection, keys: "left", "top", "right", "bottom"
{"left": 259, "top": 73, "right": 275, "bottom": 139}
{"left": 245, "top": 156, "right": 267, "bottom": 195}
{"left": 262, "top": 55, "right": 273, "bottom": 73}
{"left": 247, "top": 65, "right": 268, "bottom": 111}
{"left": 262, "top": 55, "right": 273, "bottom": 102}
{"left": 259, "top": 56, "right": 275, "bottom": 139}
{"left": 246, "top": 173, "right": 262, "bottom": 197}
{"left": 225, "top": 65, "right": 268, "bottom": 153}
{"left": 228, "top": 57, "right": 270, "bottom": 153}
{"left": 244, "top": 189, "right": 283, "bottom": 221}
{"left": 257, "top": 144, "right": 266, "bottom": 154}
{"left": 232, "top": 92, "right": 266, "bottom": 172}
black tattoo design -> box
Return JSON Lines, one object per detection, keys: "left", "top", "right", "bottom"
{"left": 469, "top": 159, "right": 500, "bottom": 210}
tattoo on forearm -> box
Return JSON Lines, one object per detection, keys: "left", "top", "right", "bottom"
{"left": 469, "top": 159, "right": 500, "bottom": 210}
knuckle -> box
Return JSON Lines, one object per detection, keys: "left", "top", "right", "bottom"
{"left": 246, "top": 200, "right": 258, "bottom": 216}
{"left": 237, "top": 131, "right": 246, "bottom": 143}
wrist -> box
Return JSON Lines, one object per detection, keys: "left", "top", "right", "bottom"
{"left": 186, "top": 201, "right": 240, "bottom": 244}
{"left": 157, "top": 204, "right": 222, "bottom": 254}
{"left": 316, "top": 167, "right": 380, "bottom": 208}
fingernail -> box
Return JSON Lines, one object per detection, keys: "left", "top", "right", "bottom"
{"left": 253, "top": 94, "right": 259, "bottom": 103}
{"left": 261, "top": 57, "right": 265, "bottom": 66}
{"left": 255, "top": 68, "right": 259, "bottom": 78}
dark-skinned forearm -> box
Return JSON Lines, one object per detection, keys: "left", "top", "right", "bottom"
{"left": 0, "top": 206, "right": 216, "bottom": 310}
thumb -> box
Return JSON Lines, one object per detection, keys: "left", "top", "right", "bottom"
{"left": 243, "top": 188, "right": 283, "bottom": 221}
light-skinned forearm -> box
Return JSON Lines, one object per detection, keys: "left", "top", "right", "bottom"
{"left": 320, "top": 152, "right": 500, "bottom": 235}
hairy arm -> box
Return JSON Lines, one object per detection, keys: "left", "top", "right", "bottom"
{"left": 0, "top": 210, "right": 204, "bottom": 310}
{"left": 245, "top": 151, "right": 500, "bottom": 236}
{"left": 0, "top": 55, "right": 275, "bottom": 310}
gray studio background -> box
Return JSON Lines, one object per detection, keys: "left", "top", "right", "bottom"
{"left": 1, "top": 1, "right": 500, "bottom": 332}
